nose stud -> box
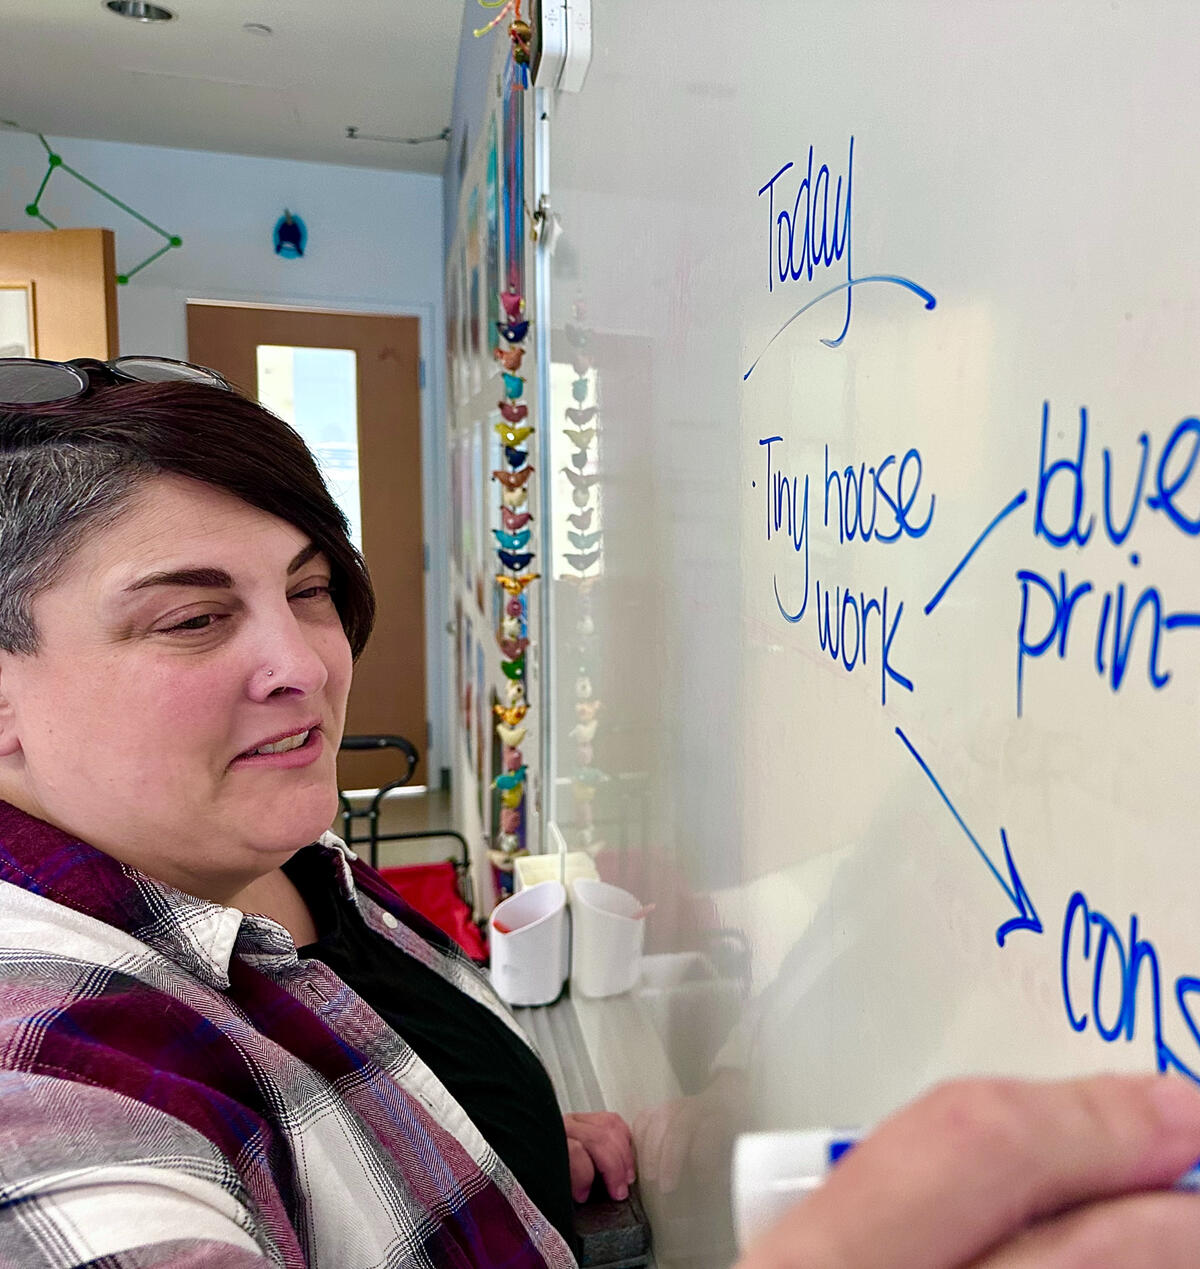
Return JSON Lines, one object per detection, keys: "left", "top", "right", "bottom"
{"left": 266, "top": 669, "right": 274, "bottom": 678}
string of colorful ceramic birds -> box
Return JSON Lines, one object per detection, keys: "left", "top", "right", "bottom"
{"left": 473, "top": 0, "right": 533, "bottom": 89}
{"left": 491, "top": 284, "right": 538, "bottom": 871}
{"left": 563, "top": 298, "right": 607, "bottom": 847}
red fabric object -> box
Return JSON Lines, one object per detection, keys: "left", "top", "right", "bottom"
{"left": 378, "top": 862, "right": 488, "bottom": 962}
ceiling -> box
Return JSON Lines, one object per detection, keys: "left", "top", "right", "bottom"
{"left": 0, "top": 0, "right": 466, "bottom": 176}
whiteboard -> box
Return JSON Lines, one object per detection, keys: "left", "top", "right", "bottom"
{"left": 538, "top": 3, "right": 1200, "bottom": 1262}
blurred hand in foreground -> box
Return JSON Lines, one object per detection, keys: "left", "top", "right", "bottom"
{"left": 736, "top": 1074, "right": 1200, "bottom": 1269}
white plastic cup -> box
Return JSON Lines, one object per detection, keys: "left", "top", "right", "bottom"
{"left": 570, "top": 878, "right": 646, "bottom": 998}
{"left": 489, "top": 881, "right": 569, "bottom": 1006}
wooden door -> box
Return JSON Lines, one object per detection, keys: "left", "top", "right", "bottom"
{"left": 187, "top": 303, "right": 427, "bottom": 792}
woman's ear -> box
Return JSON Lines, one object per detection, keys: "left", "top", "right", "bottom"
{"left": 0, "top": 662, "right": 23, "bottom": 759}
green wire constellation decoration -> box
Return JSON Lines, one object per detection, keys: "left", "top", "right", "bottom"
{"left": 25, "top": 134, "right": 183, "bottom": 285}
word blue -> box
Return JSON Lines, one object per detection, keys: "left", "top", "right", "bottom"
{"left": 1036, "top": 402, "right": 1200, "bottom": 548}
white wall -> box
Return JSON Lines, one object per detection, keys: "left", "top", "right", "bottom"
{"left": 0, "top": 130, "right": 451, "bottom": 781}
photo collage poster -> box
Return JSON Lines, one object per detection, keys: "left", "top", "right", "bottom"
{"left": 445, "top": 47, "right": 533, "bottom": 835}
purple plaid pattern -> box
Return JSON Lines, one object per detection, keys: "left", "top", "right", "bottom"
{"left": 0, "top": 801, "right": 575, "bottom": 1269}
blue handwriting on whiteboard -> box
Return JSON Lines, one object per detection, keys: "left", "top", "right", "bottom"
{"left": 898, "top": 727, "right": 1200, "bottom": 1082}
{"left": 759, "top": 141, "right": 853, "bottom": 301}
{"left": 919, "top": 402, "right": 1200, "bottom": 714}
{"left": 760, "top": 435, "right": 810, "bottom": 623}
{"left": 1034, "top": 403, "right": 1200, "bottom": 547}
{"left": 925, "top": 490, "right": 1028, "bottom": 616}
{"left": 1061, "top": 891, "right": 1200, "bottom": 1083}
{"left": 745, "top": 137, "right": 937, "bottom": 378}
{"left": 824, "top": 444, "right": 934, "bottom": 545}
{"left": 814, "top": 581, "right": 911, "bottom": 704}
{"left": 1017, "top": 402, "right": 1200, "bottom": 714}
{"left": 894, "top": 726, "right": 1042, "bottom": 945}
{"left": 760, "top": 436, "right": 917, "bottom": 705}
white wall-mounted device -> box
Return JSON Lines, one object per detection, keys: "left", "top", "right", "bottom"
{"left": 533, "top": 0, "right": 592, "bottom": 94}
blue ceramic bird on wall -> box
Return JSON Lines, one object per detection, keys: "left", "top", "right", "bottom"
{"left": 273, "top": 209, "right": 306, "bottom": 258}
{"left": 498, "top": 549, "right": 536, "bottom": 571}
{"left": 494, "top": 528, "right": 533, "bottom": 551}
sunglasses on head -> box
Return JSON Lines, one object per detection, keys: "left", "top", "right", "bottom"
{"left": 0, "top": 356, "right": 233, "bottom": 406}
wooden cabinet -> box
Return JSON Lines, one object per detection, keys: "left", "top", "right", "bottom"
{"left": 0, "top": 229, "right": 118, "bottom": 360}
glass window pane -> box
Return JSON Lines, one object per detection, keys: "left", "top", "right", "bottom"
{"left": 257, "top": 345, "right": 362, "bottom": 550}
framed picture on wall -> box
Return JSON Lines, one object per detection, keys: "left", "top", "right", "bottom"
{"left": 457, "top": 242, "right": 469, "bottom": 399}
{"left": 471, "top": 419, "right": 487, "bottom": 611}
{"left": 0, "top": 282, "right": 37, "bottom": 358}
{"left": 485, "top": 116, "right": 501, "bottom": 333}
{"left": 465, "top": 426, "right": 480, "bottom": 601}
{"left": 501, "top": 58, "right": 526, "bottom": 295}
{"left": 445, "top": 260, "right": 459, "bottom": 410}
{"left": 466, "top": 185, "right": 483, "bottom": 395}
{"left": 451, "top": 433, "right": 465, "bottom": 576}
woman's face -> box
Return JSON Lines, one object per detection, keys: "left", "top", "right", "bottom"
{"left": 0, "top": 473, "right": 354, "bottom": 900}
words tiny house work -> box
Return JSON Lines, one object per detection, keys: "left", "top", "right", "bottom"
{"left": 758, "top": 435, "right": 933, "bottom": 709}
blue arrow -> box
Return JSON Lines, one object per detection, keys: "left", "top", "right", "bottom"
{"left": 895, "top": 726, "right": 1042, "bottom": 946}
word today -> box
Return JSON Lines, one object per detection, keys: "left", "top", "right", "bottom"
{"left": 759, "top": 139, "right": 854, "bottom": 346}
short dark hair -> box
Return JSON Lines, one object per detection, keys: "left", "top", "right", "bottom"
{"left": 0, "top": 381, "right": 375, "bottom": 657}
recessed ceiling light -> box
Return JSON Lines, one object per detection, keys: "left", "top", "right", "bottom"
{"left": 243, "top": 22, "right": 273, "bottom": 36}
{"left": 104, "top": 1, "right": 176, "bottom": 21}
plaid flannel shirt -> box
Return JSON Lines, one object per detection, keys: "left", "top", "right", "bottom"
{"left": 0, "top": 800, "right": 576, "bottom": 1269}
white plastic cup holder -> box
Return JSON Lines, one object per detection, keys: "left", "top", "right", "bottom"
{"left": 489, "top": 880, "right": 569, "bottom": 1006}
{"left": 570, "top": 878, "right": 646, "bottom": 998}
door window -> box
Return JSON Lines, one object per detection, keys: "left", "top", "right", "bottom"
{"left": 256, "top": 344, "right": 362, "bottom": 549}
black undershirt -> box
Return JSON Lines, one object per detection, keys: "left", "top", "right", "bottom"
{"left": 284, "top": 848, "right": 576, "bottom": 1248}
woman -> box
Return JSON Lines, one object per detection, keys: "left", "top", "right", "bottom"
{"left": 0, "top": 357, "right": 630, "bottom": 1268}
{"left": 3, "top": 359, "right": 1200, "bottom": 1269}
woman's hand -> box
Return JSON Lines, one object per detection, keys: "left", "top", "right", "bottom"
{"left": 564, "top": 1111, "right": 637, "bottom": 1203}
{"left": 736, "top": 1074, "right": 1200, "bottom": 1269}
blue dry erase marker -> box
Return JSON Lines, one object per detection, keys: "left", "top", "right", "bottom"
{"left": 731, "top": 1129, "right": 863, "bottom": 1250}
{"left": 1176, "top": 1164, "right": 1200, "bottom": 1192}
{"left": 732, "top": 1131, "right": 1200, "bottom": 1250}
